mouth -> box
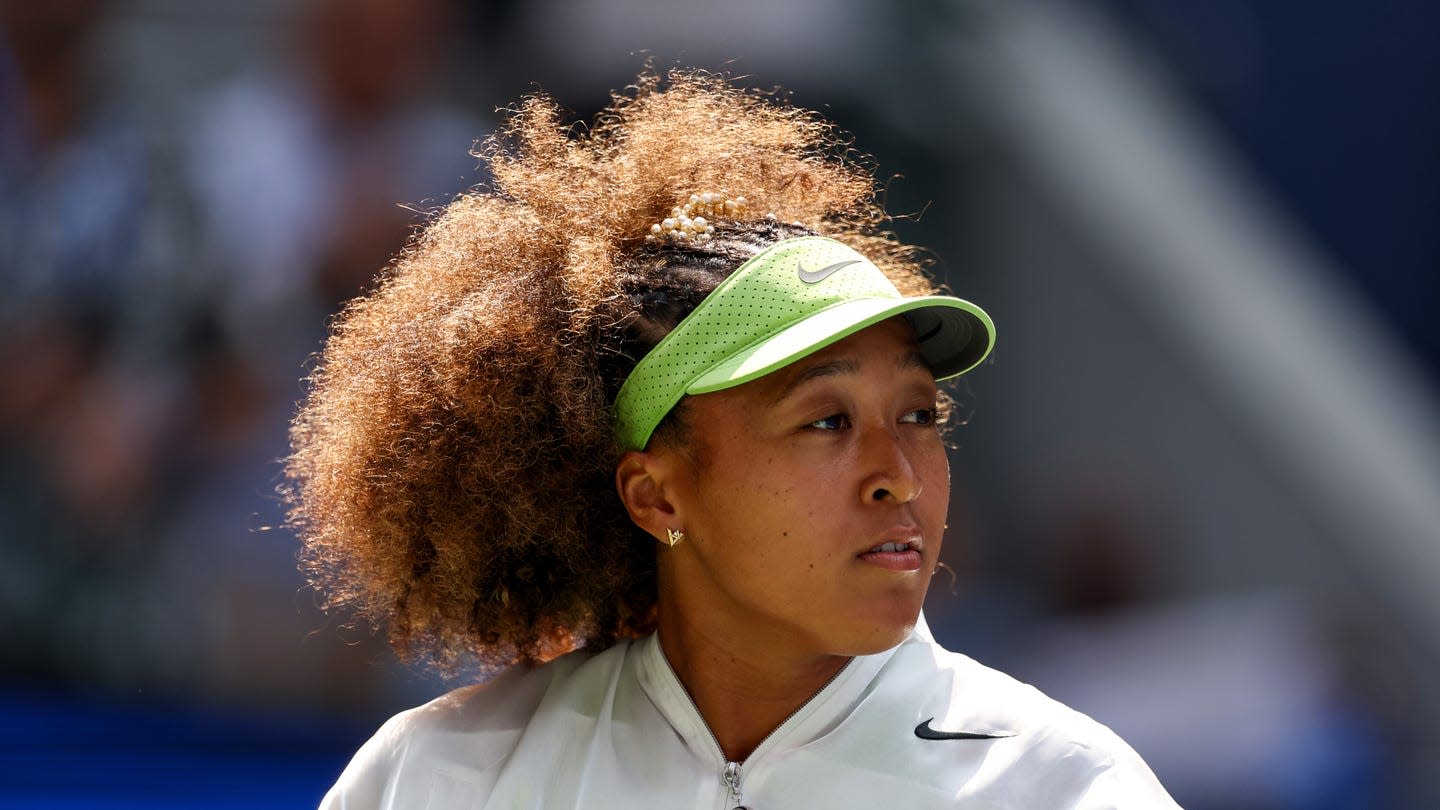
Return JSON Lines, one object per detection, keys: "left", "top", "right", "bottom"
{"left": 865, "top": 540, "right": 919, "bottom": 554}
{"left": 857, "top": 535, "right": 924, "bottom": 571}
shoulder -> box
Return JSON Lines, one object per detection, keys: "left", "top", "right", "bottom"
{"left": 319, "top": 641, "right": 632, "bottom": 810}
{"left": 883, "top": 635, "right": 1181, "bottom": 807}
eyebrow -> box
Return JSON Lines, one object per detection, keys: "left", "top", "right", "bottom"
{"left": 900, "top": 349, "right": 931, "bottom": 373}
{"left": 770, "top": 349, "right": 931, "bottom": 405}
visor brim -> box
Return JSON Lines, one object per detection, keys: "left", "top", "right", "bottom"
{"left": 688, "top": 295, "right": 995, "bottom": 395}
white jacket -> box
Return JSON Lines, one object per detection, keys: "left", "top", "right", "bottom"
{"left": 322, "top": 625, "right": 1180, "bottom": 809}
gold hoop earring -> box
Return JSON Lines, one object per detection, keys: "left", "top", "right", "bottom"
{"left": 664, "top": 528, "right": 685, "bottom": 547}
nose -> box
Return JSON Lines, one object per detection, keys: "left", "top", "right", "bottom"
{"left": 859, "top": 427, "right": 923, "bottom": 505}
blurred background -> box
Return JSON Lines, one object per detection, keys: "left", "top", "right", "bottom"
{"left": 2, "top": 0, "right": 1437, "bottom": 807}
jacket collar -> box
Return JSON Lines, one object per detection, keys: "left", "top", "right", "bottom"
{"left": 633, "top": 624, "right": 916, "bottom": 767}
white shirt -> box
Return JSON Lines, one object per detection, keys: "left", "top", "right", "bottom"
{"left": 321, "top": 625, "right": 1180, "bottom": 809}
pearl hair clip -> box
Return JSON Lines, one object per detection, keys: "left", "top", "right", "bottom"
{"left": 647, "top": 192, "right": 748, "bottom": 243}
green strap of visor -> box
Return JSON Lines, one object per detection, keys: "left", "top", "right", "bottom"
{"left": 612, "top": 236, "right": 995, "bottom": 451}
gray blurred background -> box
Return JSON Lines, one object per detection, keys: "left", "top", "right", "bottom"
{"left": 2, "top": 0, "right": 1437, "bottom": 807}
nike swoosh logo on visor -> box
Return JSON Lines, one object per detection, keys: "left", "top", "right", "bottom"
{"left": 914, "top": 718, "right": 1011, "bottom": 741}
{"left": 797, "top": 259, "right": 860, "bottom": 284}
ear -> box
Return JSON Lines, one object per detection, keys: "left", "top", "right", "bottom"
{"left": 615, "top": 449, "right": 687, "bottom": 544}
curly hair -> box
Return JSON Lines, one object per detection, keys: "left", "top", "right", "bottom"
{"left": 283, "top": 70, "right": 951, "bottom": 674}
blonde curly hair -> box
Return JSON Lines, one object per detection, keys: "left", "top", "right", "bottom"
{"left": 283, "top": 70, "right": 949, "bottom": 674}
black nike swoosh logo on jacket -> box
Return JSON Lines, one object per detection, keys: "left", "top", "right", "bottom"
{"left": 914, "top": 718, "right": 1013, "bottom": 741}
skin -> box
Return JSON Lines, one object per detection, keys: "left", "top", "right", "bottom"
{"left": 616, "top": 317, "right": 950, "bottom": 762}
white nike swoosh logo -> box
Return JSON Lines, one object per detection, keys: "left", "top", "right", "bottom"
{"left": 797, "top": 259, "right": 860, "bottom": 284}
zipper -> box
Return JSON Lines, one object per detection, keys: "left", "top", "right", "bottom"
{"left": 659, "top": 648, "right": 853, "bottom": 810}
{"left": 723, "top": 761, "right": 746, "bottom": 809}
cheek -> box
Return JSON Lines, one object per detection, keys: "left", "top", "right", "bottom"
{"left": 921, "top": 450, "right": 952, "bottom": 522}
{"left": 704, "top": 464, "right": 838, "bottom": 564}
{"left": 695, "top": 457, "right": 791, "bottom": 540}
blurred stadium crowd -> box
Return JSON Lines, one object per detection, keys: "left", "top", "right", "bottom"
{"left": 2, "top": 0, "right": 1437, "bottom": 808}
{"left": 1, "top": 0, "right": 485, "bottom": 711}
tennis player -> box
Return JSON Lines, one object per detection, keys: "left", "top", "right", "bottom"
{"left": 286, "top": 71, "right": 1180, "bottom": 809}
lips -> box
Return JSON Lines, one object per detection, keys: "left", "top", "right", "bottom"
{"left": 857, "top": 532, "right": 925, "bottom": 571}
{"left": 857, "top": 528, "right": 924, "bottom": 556}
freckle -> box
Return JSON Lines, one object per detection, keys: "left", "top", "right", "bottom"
{"left": 782, "top": 531, "right": 789, "bottom": 537}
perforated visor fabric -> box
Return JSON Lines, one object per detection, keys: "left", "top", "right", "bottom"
{"left": 612, "top": 237, "right": 995, "bottom": 451}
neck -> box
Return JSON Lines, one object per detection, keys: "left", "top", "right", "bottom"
{"left": 656, "top": 595, "right": 851, "bottom": 763}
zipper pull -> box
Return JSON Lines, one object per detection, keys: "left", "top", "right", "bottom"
{"left": 722, "top": 761, "right": 749, "bottom": 809}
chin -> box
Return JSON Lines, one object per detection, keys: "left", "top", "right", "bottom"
{"left": 835, "top": 604, "right": 921, "bottom": 656}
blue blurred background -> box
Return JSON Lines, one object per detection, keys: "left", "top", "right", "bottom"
{"left": 2, "top": 0, "right": 1437, "bottom": 807}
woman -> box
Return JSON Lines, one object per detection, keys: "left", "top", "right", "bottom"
{"left": 286, "top": 71, "right": 1179, "bottom": 808}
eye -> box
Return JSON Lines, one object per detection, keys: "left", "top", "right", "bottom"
{"left": 899, "top": 408, "right": 936, "bottom": 426}
{"left": 808, "top": 414, "right": 851, "bottom": 431}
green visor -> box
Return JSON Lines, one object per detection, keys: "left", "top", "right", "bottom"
{"left": 612, "top": 236, "right": 995, "bottom": 451}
